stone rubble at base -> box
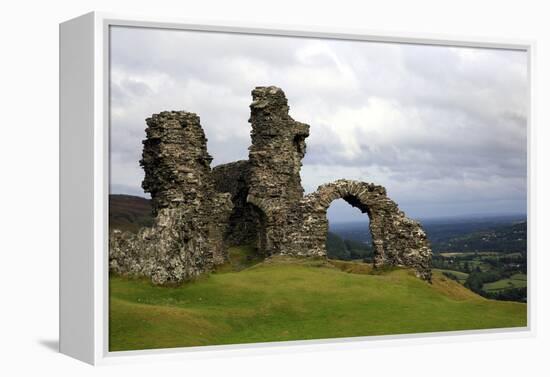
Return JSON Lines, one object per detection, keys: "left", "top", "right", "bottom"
{"left": 109, "top": 86, "right": 432, "bottom": 285}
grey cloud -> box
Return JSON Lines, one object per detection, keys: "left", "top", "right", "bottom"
{"left": 109, "top": 26, "right": 528, "bottom": 220}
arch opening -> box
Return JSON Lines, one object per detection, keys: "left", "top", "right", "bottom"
{"left": 326, "top": 198, "right": 374, "bottom": 263}
{"left": 224, "top": 199, "right": 267, "bottom": 255}
{"left": 245, "top": 202, "right": 268, "bottom": 255}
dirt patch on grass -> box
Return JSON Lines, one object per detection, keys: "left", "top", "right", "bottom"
{"left": 328, "top": 259, "right": 374, "bottom": 274}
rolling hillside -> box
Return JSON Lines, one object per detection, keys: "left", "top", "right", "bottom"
{"left": 110, "top": 247, "right": 527, "bottom": 351}
{"left": 433, "top": 221, "right": 527, "bottom": 253}
{"left": 109, "top": 194, "right": 152, "bottom": 233}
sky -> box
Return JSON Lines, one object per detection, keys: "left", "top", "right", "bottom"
{"left": 109, "top": 26, "right": 528, "bottom": 222}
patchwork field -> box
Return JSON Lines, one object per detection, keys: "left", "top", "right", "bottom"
{"left": 483, "top": 273, "right": 528, "bottom": 292}
{"left": 109, "top": 247, "right": 527, "bottom": 351}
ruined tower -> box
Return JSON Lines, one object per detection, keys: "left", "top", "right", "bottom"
{"left": 246, "top": 86, "right": 310, "bottom": 254}
{"left": 109, "top": 111, "right": 232, "bottom": 284}
{"left": 141, "top": 112, "right": 214, "bottom": 217}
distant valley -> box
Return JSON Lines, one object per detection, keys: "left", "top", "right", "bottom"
{"left": 328, "top": 215, "right": 527, "bottom": 302}
{"left": 329, "top": 214, "right": 526, "bottom": 254}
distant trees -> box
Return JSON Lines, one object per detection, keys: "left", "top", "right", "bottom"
{"left": 326, "top": 232, "right": 372, "bottom": 261}
{"left": 463, "top": 269, "right": 526, "bottom": 302}
{"left": 486, "top": 287, "right": 527, "bottom": 302}
{"left": 326, "top": 232, "right": 351, "bottom": 260}
{"left": 430, "top": 221, "right": 527, "bottom": 253}
{"left": 464, "top": 269, "right": 501, "bottom": 293}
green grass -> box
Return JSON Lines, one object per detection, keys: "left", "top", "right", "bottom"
{"left": 468, "top": 260, "right": 492, "bottom": 271}
{"left": 434, "top": 269, "right": 469, "bottom": 283}
{"left": 511, "top": 273, "right": 528, "bottom": 281}
{"left": 483, "top": 273, "right": 528, "bottom": 292}
{"left": 109, "top": 248, "right": 527, "bottom": 351}
{"left": 212, "top": 245, "right": 264, "bottom": 272}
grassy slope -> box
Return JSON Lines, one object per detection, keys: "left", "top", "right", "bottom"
{"left": 109, "top": 247, "right": 526, "bottom": 351}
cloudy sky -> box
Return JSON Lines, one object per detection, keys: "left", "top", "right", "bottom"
{"left": 109, "top": 26, "right": 528, "bottom": 222}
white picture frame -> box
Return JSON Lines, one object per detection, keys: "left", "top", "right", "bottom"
{"left": 59, "top": 11, "right": 535, "bottom": 365}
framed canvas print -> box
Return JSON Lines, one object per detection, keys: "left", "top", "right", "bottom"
{"left": 59, "top": 12, "right": 533, "bottom": 365}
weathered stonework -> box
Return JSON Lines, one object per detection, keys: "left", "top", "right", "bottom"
{"left": 109, "top": 86, "right": 432, "bottom": 284}
{"left": 282, "top": 180, "right": 432, "bottom": 280}
{"left": 109, "top": 111, "right": 232, "bottom": 284}
{"left": 246, "top": 86, "right": 310, "bottom": 254}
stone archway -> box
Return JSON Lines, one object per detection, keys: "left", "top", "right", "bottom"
{"left": 282, "top": 179, "right": 432, "bottom": 281}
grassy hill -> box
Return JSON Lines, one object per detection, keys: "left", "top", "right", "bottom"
{"left": 109, "top": 246, "right": 527, "bottom": 351}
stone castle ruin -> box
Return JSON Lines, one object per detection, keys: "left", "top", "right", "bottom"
{"left": 110, "top": 86, "right": 432, "bottom": 284}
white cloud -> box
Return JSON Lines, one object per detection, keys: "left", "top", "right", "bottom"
{"left": 109, "top": 26, "right": 528, "bottom": 219}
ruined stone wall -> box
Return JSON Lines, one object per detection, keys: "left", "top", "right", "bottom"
{"left": 246, "top": 86, "right": 310, "bottom": 254}
{"left": 109, "top": 86, "right": 432, "bottom": 284}
{"left": 280, "top": 180, "right": 432, "bottom": 281}
{"left": 109, "top": 111, "right": 232, "bottom": 284}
